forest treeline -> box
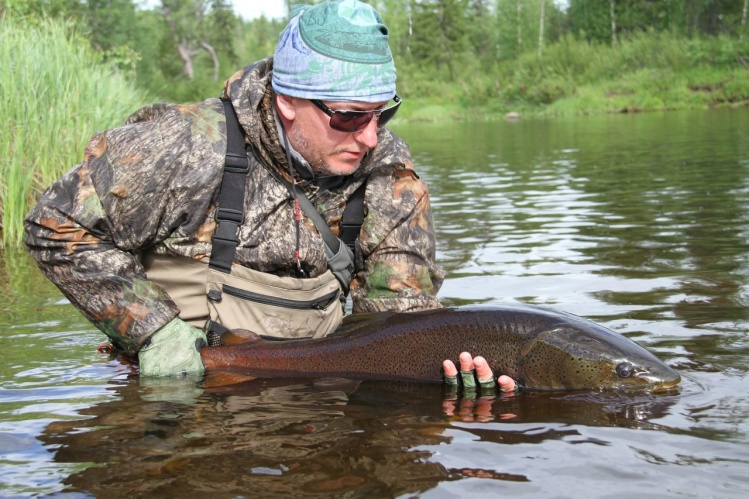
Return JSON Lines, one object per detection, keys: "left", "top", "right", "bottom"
{"left": 1, "top": 0, "right": 749, "bottom": 246}
{"left": 5, "top": 0, "right": 749, "bottom": 114}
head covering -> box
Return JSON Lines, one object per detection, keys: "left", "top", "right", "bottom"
{"left": 272, "top": 0, "right": 396, "bottom": 103}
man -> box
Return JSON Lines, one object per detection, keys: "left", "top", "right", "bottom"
{"left": 24, "top": 0, "right": 514, "bottom": 392}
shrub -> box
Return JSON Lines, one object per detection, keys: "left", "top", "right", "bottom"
{"left": 0, "top": 15, "right": 149, "bottom": 246}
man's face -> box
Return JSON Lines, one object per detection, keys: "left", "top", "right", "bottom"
{"left": 278, "top": 96, "right": 386, "bottom": 176}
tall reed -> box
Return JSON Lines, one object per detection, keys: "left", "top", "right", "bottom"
{"left": 0, "top": 15, "right": 148, "bottom": 247}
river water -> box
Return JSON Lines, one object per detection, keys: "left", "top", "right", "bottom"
{"left": 2, "top": 109, "right": 748, "bottom": 497}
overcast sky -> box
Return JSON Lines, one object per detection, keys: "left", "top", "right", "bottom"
{"left": 150, "top": 1, "right": 569, "bottom": 21}
{"left": 140, "top": 1, "right": 287, "bottom": 21}
{"left": 234, "top": 1, "right": 287, "bottom": 21}
{"left": 157, "top": 1, "right": 568, "bottom": 22}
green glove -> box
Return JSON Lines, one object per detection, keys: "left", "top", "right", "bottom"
{"left": 460, "top": 370, "right": 477, "bottom": 389}
{"left": 138, "top": 318, "right": 207, "bottom": 377}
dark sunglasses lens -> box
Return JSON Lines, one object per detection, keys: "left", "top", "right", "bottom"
{"left": 377, "top": 104, "right": 399, "bottom": 128}
{"left": 325, "top": 97, "right": 401, "bottom": 132}
{"left": 329, "top": 111, "right": 373, "bottom": 133}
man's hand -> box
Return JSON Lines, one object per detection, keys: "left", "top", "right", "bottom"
{"left": 442, "top": 352, "right": 517, "bottom": 393}
{"left": 138, "top": 318, "right": 207, "bottom": 377}
{"left": 441, "top": 352, "right": 518, "bottom": 422}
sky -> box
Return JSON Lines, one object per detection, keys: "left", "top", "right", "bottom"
{"left": 163, "top": 1, "right": 568, "bottom": 22}
{"left": 140, "top": 1, "right": 287, "bottom": 21}
{"left": 235, "top": 1, "right": 287, "bottom": 21}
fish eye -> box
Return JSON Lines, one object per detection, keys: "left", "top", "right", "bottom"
{"left": 616, "top": 362, "right": 635, "bottom": 378}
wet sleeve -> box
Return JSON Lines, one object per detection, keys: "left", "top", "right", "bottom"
{"left": 23, "top": 102, "right": 225, "bottom": 355}
{"left": 350, "top": 162, "right": 445, "bottom": 313}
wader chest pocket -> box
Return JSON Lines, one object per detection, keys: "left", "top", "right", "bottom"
{"left": 206, "top": 267, "right": 344, "bottom": 340}
{"left": 210, "top": 285, "right": 339, "bottom": 311}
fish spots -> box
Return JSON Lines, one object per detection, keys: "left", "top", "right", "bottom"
{"left": 204, "top": 304, "right": 680, "bottom": 391}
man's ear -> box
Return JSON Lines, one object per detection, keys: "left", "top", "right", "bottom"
{"left": 275, "top": 93, "right": 296, "bottom": 121}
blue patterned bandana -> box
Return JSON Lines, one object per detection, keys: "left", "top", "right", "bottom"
{"left": 272, "top": 0, "right": 397, "bottom": 103}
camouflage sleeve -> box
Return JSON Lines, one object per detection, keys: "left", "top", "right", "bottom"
{"left": 23, "top": 100, "right": 225, "bottom": 355}
{"left": 350, "top": 161, "right": 445, "bottom": 313}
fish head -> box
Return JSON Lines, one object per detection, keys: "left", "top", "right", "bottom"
{"left": 518, "top": 323, "right": 681, "bottom": 392}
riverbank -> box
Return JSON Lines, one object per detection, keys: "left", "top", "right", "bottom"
{"left": 399, "top": 72, "right": 749, "bottom": 123}
{"left": 396, "top": 31, "right": 749, "bottom": 122}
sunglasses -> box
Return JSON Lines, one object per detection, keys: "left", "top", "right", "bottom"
{"left": 310, "top": 95, "right": 402, "bottom": 133}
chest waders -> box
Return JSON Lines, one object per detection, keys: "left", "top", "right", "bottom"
{"left": 145, "top": 100, "right": 364, "bottom": 345}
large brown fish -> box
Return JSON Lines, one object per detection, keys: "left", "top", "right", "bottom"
{"left": 200, "top": 304, "right": 681, "bottom": 392}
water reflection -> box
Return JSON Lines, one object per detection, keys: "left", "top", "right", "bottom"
{"left": 38, "top": 374, "right": 680, "bottom": 497}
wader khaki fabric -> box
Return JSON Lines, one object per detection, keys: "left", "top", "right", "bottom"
{"left": 143, "top": 253, "right": 343, "bottom": 339}
{"left": 142, "top": 253, "right": 210, "bottom": 328}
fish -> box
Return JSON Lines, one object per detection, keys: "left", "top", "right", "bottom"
{"left": 200, "top": 303, "right": 681, "bottom": 392}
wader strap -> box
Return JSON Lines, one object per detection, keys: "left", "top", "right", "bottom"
{"left": 340, "top": 182, "right": 365, "bottom": 252}
{"left": 215, "top": 100, "right": 365, "bottom": 291}
{"left": 275, "top": 174, "right": 355, "bottom": 294}
{"left": 209, "top": 100, "right": 250, "bottom": 273}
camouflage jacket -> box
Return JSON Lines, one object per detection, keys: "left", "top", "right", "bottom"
{"left": 24, "top": 58, "right": 444, "bottom": 356}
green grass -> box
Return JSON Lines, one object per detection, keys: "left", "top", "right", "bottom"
{"left": 398, "top": 31, "right": 749, "bottom": 121}
{"left": 0, "top": 15, "right": 149, "bottom": 247}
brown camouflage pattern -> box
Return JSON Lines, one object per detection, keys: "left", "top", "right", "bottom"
{"left": 24, "top": 58, "right": 444, "bottom": 356}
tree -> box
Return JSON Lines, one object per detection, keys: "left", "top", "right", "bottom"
{"left": 85, "top": 0, "right": 137, "bottom": 52}
{"left": 159, "top": 0, "right": 237, "bottom": 82}
{"left": 210, "top": 0, "right": 238, "bottom": 65}
{"left": 495, "top": 0, "right": 543, "bottom": 59}
{"left": 237, "top": 15, "right": 286, "bottom": 65}
{"left": 409, "top": 0, "right": 470, "bottom": 79}
{"left": 539, "top": 0, "right": 546, "bottom": 56}
{"left": 5, "top": 0, "right": 85, "bottom": 19}
{"left": 568, "top": 0, "right": 614, "bottom": 43}
{"left": 569, "top": 0, "right": 749, "bottom": 40}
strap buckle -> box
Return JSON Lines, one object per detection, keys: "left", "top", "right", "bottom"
{"left": 225, "top": 152, "right": 250, "bottom": 173}
{"left": 215, "top": 208, "right": 244, "bottom": 224}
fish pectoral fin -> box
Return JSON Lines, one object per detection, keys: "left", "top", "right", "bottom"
{"left": 220, "top": 328, "right": 263, "bottom": 345}
{"left": 312, "top": 377, "right": 362, "bottom": 394}
{"left": 202, "top": 370, "right": 258, "bottom": 388}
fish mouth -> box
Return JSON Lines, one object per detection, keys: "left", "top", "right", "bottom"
{"left": 634, "top": 368, "right": 682, "bottom": 392}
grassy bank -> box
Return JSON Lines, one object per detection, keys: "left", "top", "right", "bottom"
{"left": 398, "top": 31, "right": 749, "bottom": 122}
{"left": 0, "top": 16, "right": 148, "bottom": 247}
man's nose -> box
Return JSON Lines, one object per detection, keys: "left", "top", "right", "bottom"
{"left": 353, "top": 118, "right": 379, "bottom": 149}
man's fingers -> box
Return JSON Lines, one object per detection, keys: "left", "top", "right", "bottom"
{"left": 443, "top": 359, "right": 458, "bottom": 378}
{"left": 443, "top": 360, "right": 459, "bottom": 391}
{"left": 458, "top": 352, "right": 477, "bottom": 388}
{"left": 498, "top": 375, "right": 517, "bottom": 393}
{"left": 474, "top": 356, "right": 493, "bottom": 382}
{"left": 444, "top": 354, "right": 517, "bottom": 393}
{"left": 474, "top": 356, "right": 496, "bottom": 390}
{"left": 458, "top": 351, "right": 474, "bottom": 372}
